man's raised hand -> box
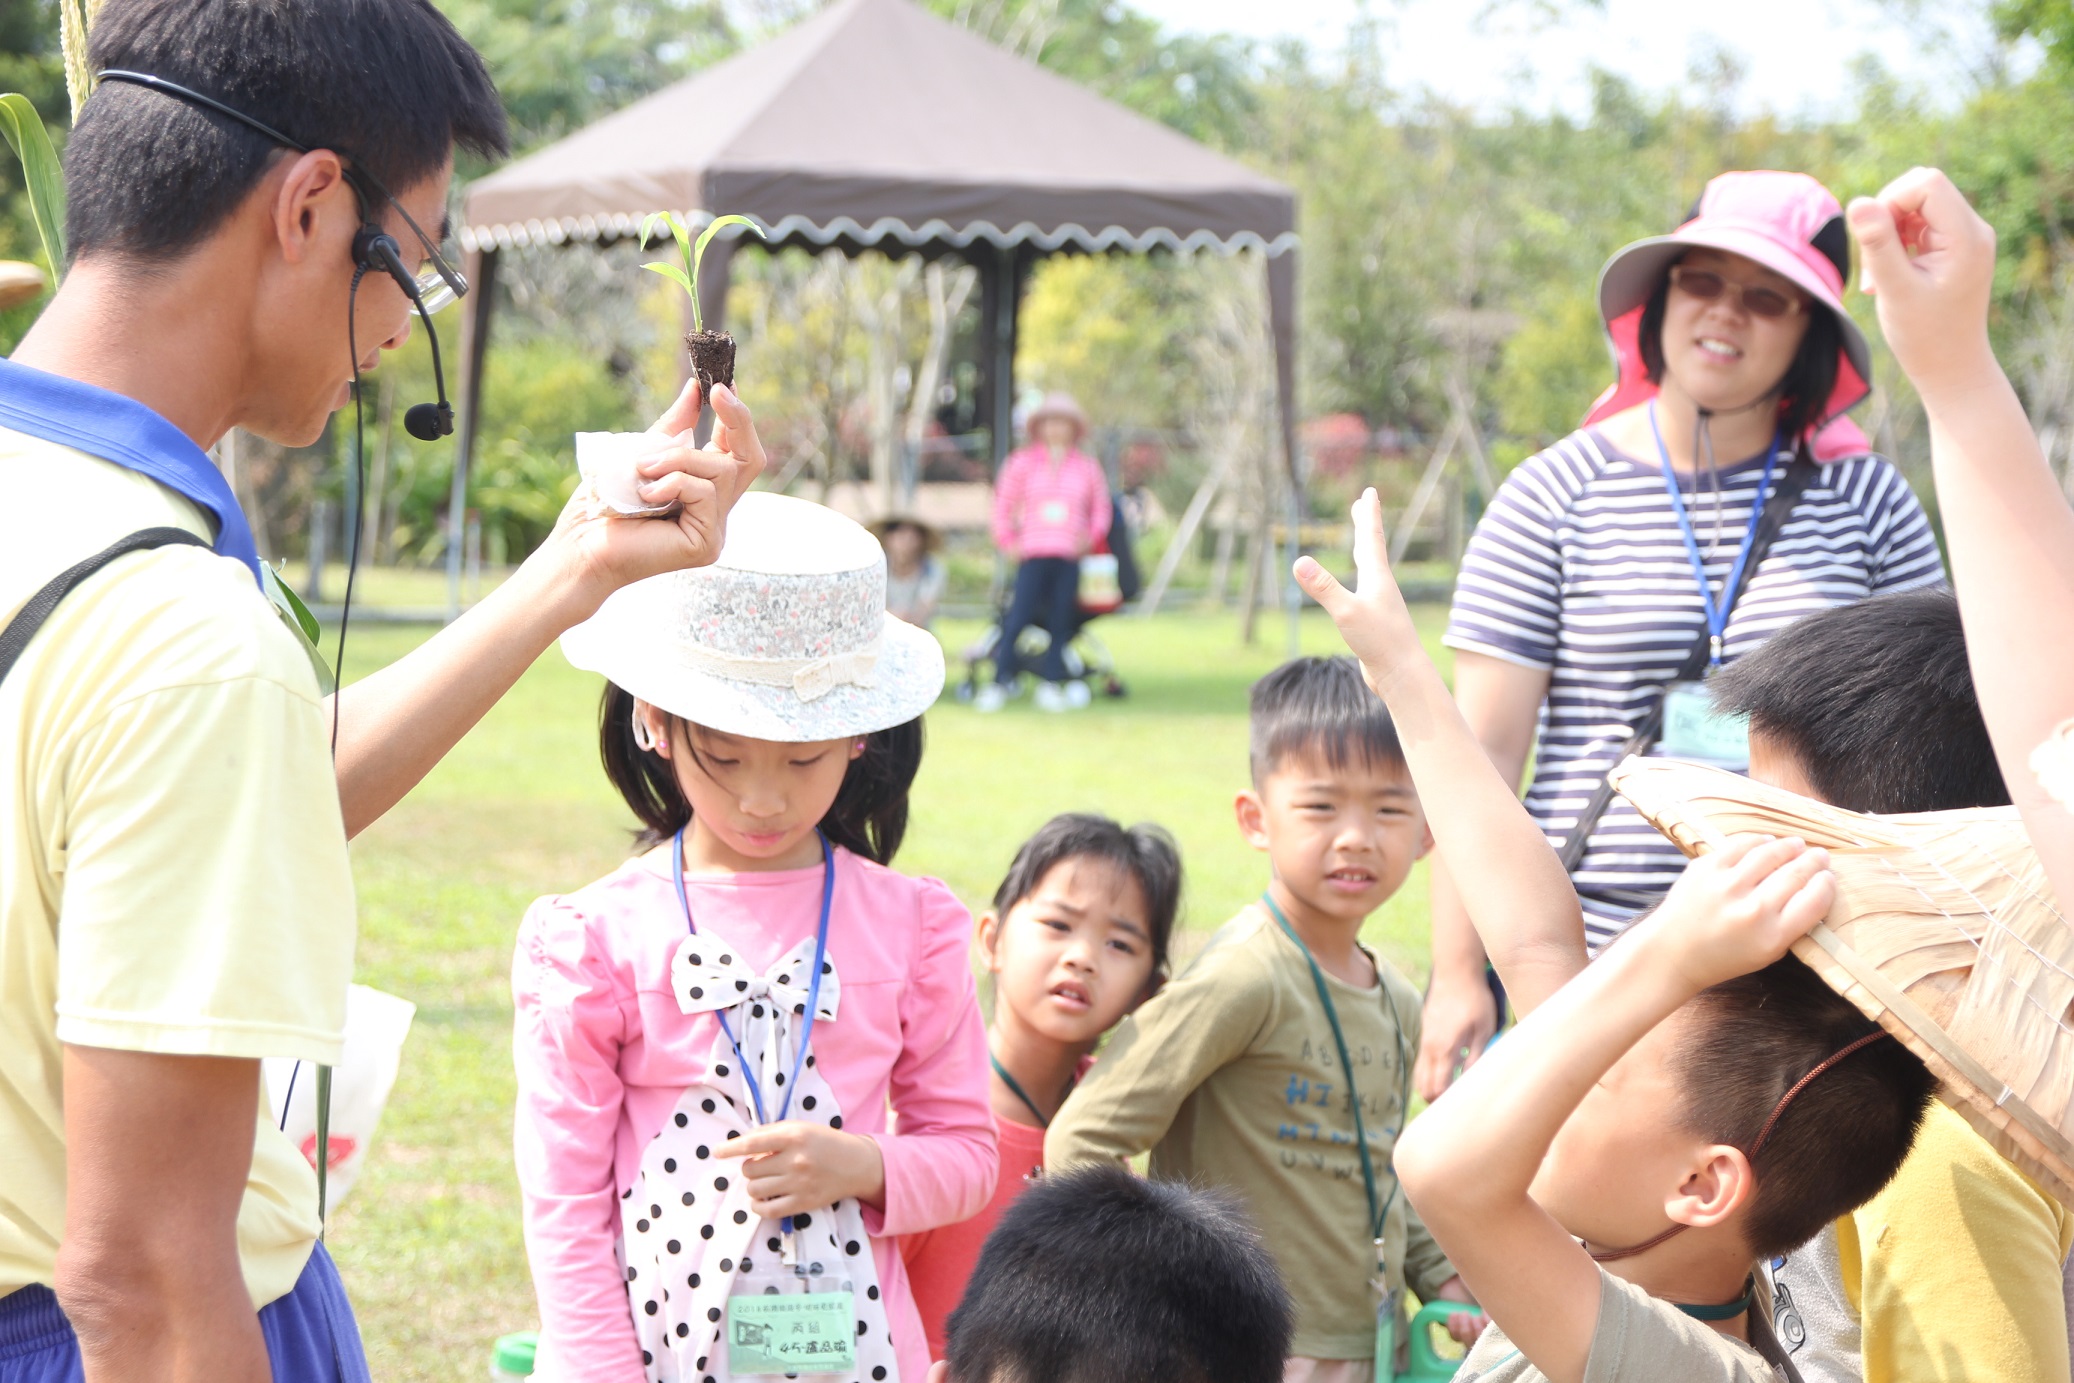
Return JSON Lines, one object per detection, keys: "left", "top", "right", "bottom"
{"left": 1293, "top": 487, "right": 1422, "bottom": 694}
{"left": 542, "top": 379, "right": 768, "bottom": 622}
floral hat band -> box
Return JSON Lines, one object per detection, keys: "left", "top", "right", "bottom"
{"left": 560, "top": 492, "right": 945, "bottom": 742}
{"left": 672, "top": 633, "right": 883, "bottom": 704}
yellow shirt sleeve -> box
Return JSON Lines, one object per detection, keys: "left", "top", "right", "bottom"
{"left": 1855, "top": 1101, "right": 2074, "bottom": 1383}
{"left": 36, "top": 545, "right": 356, "bottom": 1062}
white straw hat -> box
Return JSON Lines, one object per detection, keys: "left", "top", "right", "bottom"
{"left": 560, "top": 492, "right": 946, "bottom": 742}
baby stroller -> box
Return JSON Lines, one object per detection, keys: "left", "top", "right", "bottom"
{"left": 955, "top": 493, "right": 1139, "bottom": 704}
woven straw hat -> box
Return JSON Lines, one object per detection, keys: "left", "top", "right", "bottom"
{"left": 560, "top": 492, "right": 945, "bottom": 742}
{"left": 1610, "top": 757, "right": 2074, "bottom": 1207}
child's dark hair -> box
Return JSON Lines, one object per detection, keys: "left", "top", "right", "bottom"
{"left": 991, "top": 814, "right": 1183, "bottom": 978}
{"left": 599, "top": 682, "right": 921, "bottom": 864}
{"left": 1673, "top": 954, "right": 1933, "bottom": 1259}
{"left": 1709, "top": 587, "right": 2009, "bottom": 814}
{"left": 1249, "top": 655, "right": 1404, "bottom": 784}
{"left": 944, "top": 1164, "right": 1291, "bottom": 1383}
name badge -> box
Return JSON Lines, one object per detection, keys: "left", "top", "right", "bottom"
{"left": 1660, "top": 680, "right": 1751, "bottom": 768}
{"left": 1038, "top": 499, "right": 1070, "bottom": 526}
{"left": 728, "top": 1292, "right": 856, "bottom": 1375}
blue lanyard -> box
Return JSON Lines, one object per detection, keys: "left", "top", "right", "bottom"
{"left": 670, "top": 828, "right": 836, "bottom": 1127}
{"left": 1648, "top": 404, "right": 1781, "bottom": 669}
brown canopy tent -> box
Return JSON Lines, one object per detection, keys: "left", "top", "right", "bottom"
{"left": 453, "top": 0, "right": 1299, "bottom": 616}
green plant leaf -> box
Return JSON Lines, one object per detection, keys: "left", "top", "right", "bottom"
{"left": 689, "top": 215, "right": 764, "bottom": 336}
{"left": 261, "top": 563, "right": 335, "bottom": 694}
{"left": 642, "top": 261, "right": 695, "bottom": 296}
{"left": 0, "top": 94, "right": 67, "bottom": 278}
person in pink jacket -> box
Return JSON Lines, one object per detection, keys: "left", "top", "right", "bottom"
{"left": 517, "top": 493, "right": 996, "bottom": 1383}
{"left": 980, "top": 392, "right": 1112, "bottom": 714}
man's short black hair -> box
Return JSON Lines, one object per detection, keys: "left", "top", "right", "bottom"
{"left": 1709, "top": 587, "right": 2009, "bottom": 814}
{"left": 945, "top": 1165, "right": 1291, "bottom": 1383}
{"left": 1674, "top": 954, "right": 1934, "bottom": 1260}
{"left": 1249, "top": 655, "right": 1405, "bottom": 784}
{"left": 69, "top": 0, "right": 508, "bottom": 263}
{"left": 991, "top": 813, "right": 1183, "bottom": 979}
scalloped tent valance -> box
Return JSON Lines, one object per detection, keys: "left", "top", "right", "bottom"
{"left": 441, "top": 0, "right": 1300, "bottom": 619}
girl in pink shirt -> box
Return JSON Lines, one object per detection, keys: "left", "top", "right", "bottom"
{"left": 899, "top": 813, "right": 1179, "bottom": 1359}
{"left": 519, "top": 494, "right": 995, "bottom": 1383}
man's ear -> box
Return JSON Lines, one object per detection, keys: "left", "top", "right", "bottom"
{"left": 269, "top": 148, "right": 358, "bottom": 268}
{"left": 1667, "top": 1145, "right": 1756, "bottom": 1232}
{"left": 974, "top": 909, "right": 1004, "bottom": 973}
{"left": 1235, "top": 789, "right": 1270, "bottom": 850}
{"left": 926, "top": 1361, "right": 952, "bottom": 1383}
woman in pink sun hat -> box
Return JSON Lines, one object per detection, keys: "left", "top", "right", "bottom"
{"left": 1421, "top": 169, "right": 1946, "bottom": 1086}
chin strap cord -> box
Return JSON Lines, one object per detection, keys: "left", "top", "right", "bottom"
{"left": 1585, "top": 1031, "right": 1893, "bottom": 1266}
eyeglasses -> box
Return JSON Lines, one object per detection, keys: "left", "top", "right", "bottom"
{"left": 94, "top": 68, "right": 467, "bottom": 312}
{"left": 351, "top": 166, "right": 467, "bottom": 314}
{"left": 1668, "top": 265, "right": 1803, "bottom": 321}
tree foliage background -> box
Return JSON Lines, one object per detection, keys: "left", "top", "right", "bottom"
{"left": 7, "top": 0, "right": 2074, "bottom": 565}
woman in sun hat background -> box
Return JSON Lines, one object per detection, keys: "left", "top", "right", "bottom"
{"left": 981, "top": 391, "right": 1112, "bottom": 714}
{"left": 514, "top": 492, "right": 993, "bottom": 1383}
{"left": 1417, "top": 170, "right": 1947, "bottom": 1098}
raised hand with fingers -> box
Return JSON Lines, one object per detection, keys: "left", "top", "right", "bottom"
{"left": 541, "top": 376, "right": 769, "bottom": 619}
{"left": 1643, "top": 834, "right": 1836, "bottom": 994}
{"left": 1292, "top": 487, "right": 1423, "bottom": 697}
{"left": 1847, "top": 167, "right": 1998, "bottom": 396}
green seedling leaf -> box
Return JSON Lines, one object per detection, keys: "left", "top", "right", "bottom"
{"left": 641, "top": 261, "right": 695, "bottom": 297}
{"left": 637, "top": 210, "right": 765, "bottom": 335}
{"left": 689, "top": 215, "right": 767, "bottom": 334}
{"left": 0, "top": 94, "right": 67, "bottom": 279}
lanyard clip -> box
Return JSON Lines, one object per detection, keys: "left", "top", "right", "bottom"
{"left": 1708, "top": 633, "right": 1724, "bottom": 666}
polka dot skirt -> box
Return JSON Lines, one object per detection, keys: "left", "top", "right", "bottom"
{"left": 618, "top": 929, "right": 899, "bottom": 1382}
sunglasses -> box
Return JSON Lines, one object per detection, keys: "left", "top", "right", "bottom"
{"left": 1668, "top": 265, "right": 1804, "bottom": 321}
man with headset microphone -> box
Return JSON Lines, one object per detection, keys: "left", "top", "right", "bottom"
{"left": 0, "top": 2, "right": 768, "bottom": 1381}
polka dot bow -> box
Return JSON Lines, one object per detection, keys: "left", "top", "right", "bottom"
{"left": 669, "top": 932, "right": 841, "bottom": 1114}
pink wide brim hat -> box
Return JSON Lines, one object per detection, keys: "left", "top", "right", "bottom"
{"left": 1585, "top": 170, "right": 1876, "bottom": 461}
{"left": 1025, "top": 391, "right": 1089, "bottom": 443}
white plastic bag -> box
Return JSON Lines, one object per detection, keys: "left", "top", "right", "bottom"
{"left": 264, "top": 984, "right": 416, "bottom": 1210}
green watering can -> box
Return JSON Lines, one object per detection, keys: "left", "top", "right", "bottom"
{"left": 1391, "top": 1300, "right": 1481, "bottom": 1383}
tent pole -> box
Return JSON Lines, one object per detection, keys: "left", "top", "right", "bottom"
{"left": 985, "top": 242, "right": 1024, "bottom": 473}
{"left": 1267, "top": 249, "right": 1302, "bottom": 657}
{"left": 447, "top": 245, "right": 498, "bottom": 623}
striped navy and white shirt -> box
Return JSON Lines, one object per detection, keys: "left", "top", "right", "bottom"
{"left": 1444, "top": 428, "right": 1945, "bottom": 948}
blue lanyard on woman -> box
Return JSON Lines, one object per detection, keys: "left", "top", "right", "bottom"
{"left": 1648, "top": 403, "right": 1783, "bottom": 668}
{"left": 670, "top": 826, "right": 836, "bottom": 1128}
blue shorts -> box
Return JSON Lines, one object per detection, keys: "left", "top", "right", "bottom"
{"left": 0, "top": 1241, "right": 370, "bottom": 1383}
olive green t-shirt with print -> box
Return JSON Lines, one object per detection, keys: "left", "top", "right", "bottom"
{"left": 1047, "top": 902, "right": 1454, "bottom": 1359}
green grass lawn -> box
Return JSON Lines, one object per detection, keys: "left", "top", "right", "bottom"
{"left": 325, "top": 603, "right": 1453, "bottom": 1380}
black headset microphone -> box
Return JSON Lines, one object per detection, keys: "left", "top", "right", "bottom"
{"left": 355, "top": 226, "right": 455, "bottom": 441}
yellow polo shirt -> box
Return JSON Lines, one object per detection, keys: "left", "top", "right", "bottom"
{"left": 0, "top": 431, "right": 356, "bottom": 1307}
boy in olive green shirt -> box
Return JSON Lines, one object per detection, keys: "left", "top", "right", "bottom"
{"left": 1049, "top": 656, "right": 1478, "bottom": 1375}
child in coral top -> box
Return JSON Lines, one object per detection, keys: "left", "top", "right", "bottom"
{"left": 515, "top": 494, "right": 996, "bottom": 1383}
{"left": 899, "top": 814, "right": 1180, "bottom": 1358}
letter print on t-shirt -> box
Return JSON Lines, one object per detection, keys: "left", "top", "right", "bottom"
{"left": 619, "top": 928, "right": 899, "bottom": 1383}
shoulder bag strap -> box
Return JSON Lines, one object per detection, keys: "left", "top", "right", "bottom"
{"left": 0, "top": 527, "right": 211, "bottom": 687}
{"left": 1555, "top": 458, "right": 1817, "bottom": 872}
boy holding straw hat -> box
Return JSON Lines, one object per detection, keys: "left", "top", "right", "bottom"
{"left": 1293, "top": 492, "right": 1934, "bottom": 1383}
{"left": 1708, "top": 589, "right": 2073, "bottom": 1383}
